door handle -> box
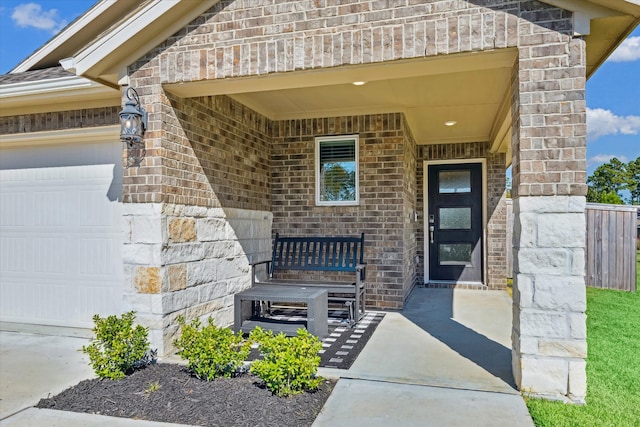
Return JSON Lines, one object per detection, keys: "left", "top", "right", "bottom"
{"left": 429, "top": 226, "right": 434, "bottom": 244}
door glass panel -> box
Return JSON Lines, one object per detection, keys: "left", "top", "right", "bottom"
{"left": 439, "top": 207, "right": 471, "bottom": 229}
{"left": 439, "top": 170, "right": 471, "bottom": 193}
{"left": 439, "top": 243, "right": 472, "bottom": 265}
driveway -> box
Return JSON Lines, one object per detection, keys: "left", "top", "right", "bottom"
{"left": 0, "top": 331, "right": 94, "bottom": 420}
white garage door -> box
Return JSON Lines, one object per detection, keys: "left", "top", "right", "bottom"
{"left": 0, "top": 139, "right": 123, "bottom": 328}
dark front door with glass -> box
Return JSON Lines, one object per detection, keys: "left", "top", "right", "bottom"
{"left": 427, "top": 163, "right": 483, "bottom": 283}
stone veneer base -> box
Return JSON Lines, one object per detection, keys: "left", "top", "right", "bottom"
{"left": 121, "top": 203, "right": 273, "bottom": 356}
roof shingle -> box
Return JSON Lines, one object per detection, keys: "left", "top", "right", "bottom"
{"left": 0, "top": 66, "right": 75, "bottom": 85}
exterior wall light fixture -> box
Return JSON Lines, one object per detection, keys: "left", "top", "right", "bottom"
{"left": 119, "top": 87, "right": 148, "bottom": 168}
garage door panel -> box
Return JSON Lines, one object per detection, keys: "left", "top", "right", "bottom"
{"left": 0, "top": 140, "right": 123, "bottom": 328}
{"left": 1, "top": 280, "right": 66, "bottom": 324}
{"left": 0, "top": 237, "right": 29, "bottom": 272}
{"left": 75, "top": 285, "right": 122, "bottom": 322}
{"left": 1, "top": 276, "right": 121, "bottom": 328}
{"left": 78, "top": 188, "right": 121, "bottom": 226}
{"left": 78, "top": 237, "right": 122, "bottom": 276}
{"left": 0, "top": 192, "right": 29, "bottom": 226}
{"left": 33, "top": 237, "right": 68, "bottom": 274}
{"left": 34, "top": 282, "right": 68, "bottom": 322}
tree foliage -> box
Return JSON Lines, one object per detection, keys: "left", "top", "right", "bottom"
{"left": 587, "top": 156, "right": 639, "bottom": 205}
{"left": 321, "top": 162, "right": 356, "bottom": 202}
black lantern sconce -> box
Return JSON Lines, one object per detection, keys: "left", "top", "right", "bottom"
{"left": 119, "top": 87, "right": 148, "bottom": 168}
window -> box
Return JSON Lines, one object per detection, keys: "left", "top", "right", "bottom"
{"left": 316, "top": 135, "right": 359, "bottom": 206}
{"left": 438, "top": 170, "right": 471, "bottom": 193}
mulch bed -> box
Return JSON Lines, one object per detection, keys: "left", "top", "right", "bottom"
{"left": 37, "top": 363, "right": 335, "bottom": 427}
{"left": 36, "top": 310, "right": 384, "bottom": 426}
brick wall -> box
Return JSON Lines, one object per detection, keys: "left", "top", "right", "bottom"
{"left": 402, "top": 117, "right": 418, "bottom": 299}
{"left": 510, "top": 28, "right": 586, "bottom": 198}
{"left": 1, "top": 107, "right": 119, "bottom": 134}
{"left": 486, "top": 151, "right": 508, "bottom": 289}
{"left": 272, "top": 113, "right": 410, "bottom": 309}
{"left": 122, "top": 91, "right": 272, "bottom": 210}
{"left": 158, "top": 0, "right": 567, "bottom": 83}
{"left": 164, "top": 94, "right": 272, "bottom": 211}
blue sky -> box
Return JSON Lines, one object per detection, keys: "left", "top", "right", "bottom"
{"left": 1, "top": 0, "right": 639, "bottom": 174}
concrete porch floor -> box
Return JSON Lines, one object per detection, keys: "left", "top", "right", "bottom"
{"left": 313, "top": 288, "right": 534, "bottom": 426}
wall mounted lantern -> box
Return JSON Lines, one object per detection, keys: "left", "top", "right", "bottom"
{"left": 119, "top": 87, "right": 148, "bottom": 168}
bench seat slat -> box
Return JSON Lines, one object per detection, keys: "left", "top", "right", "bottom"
{"left": 258, "top": 278, "right": 362, "bottom": 295}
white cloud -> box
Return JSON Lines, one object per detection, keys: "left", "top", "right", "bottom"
{"left": 608, "top": 36, "right": 640, "bottom": 62}
{"left": 587, "top": 154, "right": 628, "bottom": 167}
{"left": 586, "top": 108, "right": 640, "bottom": 142}
{"left": 11, "top": 3, "right": 66, "bottom": 33}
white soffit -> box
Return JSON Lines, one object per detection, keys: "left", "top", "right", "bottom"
{"left": 542, "top": 0, "right": 640, "bottom": 18}
{"left": 0, "top": 76, "right": 119, "bottom": 116}
{"left": 206, "top": 50, "right": 518, "bottom": 148}
{"left": 1, "top": 75, "right": 106, "bottom": 97}
{"left": 0, "top": 125, "right": 120, "bottom": 148}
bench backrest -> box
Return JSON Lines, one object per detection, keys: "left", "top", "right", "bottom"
{"left": 270, "top": 233, "right": 365, "bottom": 275}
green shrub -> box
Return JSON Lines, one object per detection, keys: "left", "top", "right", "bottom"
{"left": 81, "top": 311, "right": 153, "bottom": 380}
{"left": 173, "top": 316, "right": 250, "bottom": 380}
{"left": 249, "top": 327, "right": 323, "bottom": 397}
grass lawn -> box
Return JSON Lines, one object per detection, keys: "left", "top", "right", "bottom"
{"left": 525, "top": 285, "right": 640, "bottom": 426}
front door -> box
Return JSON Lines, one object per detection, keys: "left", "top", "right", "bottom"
{"left": 427, "top": 163, "right": 483, "bottom": 283}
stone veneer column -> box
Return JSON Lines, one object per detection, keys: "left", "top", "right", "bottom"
{"left": 122, "top": 203, "right": 272, "bottom": 356}
{"left": 511, "top": 34, "right": 588, "bottom": 403}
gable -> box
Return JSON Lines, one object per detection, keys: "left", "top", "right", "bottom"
{"left": 10, "top": 0, "right": 639, "bottom": 84}
{"left": 3, "top": 0, "right": 638, "bottom": 144}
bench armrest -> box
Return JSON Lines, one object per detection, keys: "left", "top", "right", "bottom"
{"left": 249, "top": 259, "right": 271, "bottom": 267}
{"left": 250, "top": 260, "right": 272, "bottom": 286}
{"left": 356, "top": 263, "right": 367, "bottom": 281}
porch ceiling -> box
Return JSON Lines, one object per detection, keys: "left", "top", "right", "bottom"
{"left": 165, "top": 49, "right": 517, "bottom": 150}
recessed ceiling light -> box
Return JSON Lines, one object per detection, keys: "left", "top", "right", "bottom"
{"left": 352, "top": 81, "right": 367, "bottom": 86}
{"left": 444, "top": 121, "right": 457, "bottom": 126}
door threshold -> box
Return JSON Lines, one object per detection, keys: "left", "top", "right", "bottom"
{"left": 424, "top": 281, "right": 488, "bottom": 290}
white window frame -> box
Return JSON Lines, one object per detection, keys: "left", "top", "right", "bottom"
{"left": 315, "top": 134, "right": 359, "bottom": 206}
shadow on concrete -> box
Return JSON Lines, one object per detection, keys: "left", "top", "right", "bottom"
{"left": 402, "top": 287, "right": 516, "bottom": 389}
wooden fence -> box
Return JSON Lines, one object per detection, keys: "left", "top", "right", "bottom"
{"left": 585, "top": 203, "right": 637, "bottom": 291}
{"left": 506, "top": 201, "right": 638, "bottom": 292}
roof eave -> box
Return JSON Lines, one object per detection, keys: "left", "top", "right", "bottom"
{"left": 11, "top": 0, "right": 142, "bottom": 74}
{"left": 0, "top": 75, "right": 119, "bottom": 117}
{"left": 62, "top": 0, "right": 218, "bottom": 86}
{"left": 540, "top": 0, "right": 640, "bottom": 77}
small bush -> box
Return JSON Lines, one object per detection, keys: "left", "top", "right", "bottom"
{"left": 249, "top": 327, "right": 323, "bottom": 397}
{"left": 174, "top": 316, "right": 250, "bottom": 380}
{"left": 82, "top": 311, "right": 154, "bottom": 380}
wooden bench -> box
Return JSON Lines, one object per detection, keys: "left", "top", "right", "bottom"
{"left": 250, "top": 233, "right": 366, "bottom": 327}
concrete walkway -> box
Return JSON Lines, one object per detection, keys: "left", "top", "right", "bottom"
{"left": 0, "top": 288, "right": 534, "bottom": 426}
{"left": 313, "top": 288, "right": 534, "bottom": 426}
